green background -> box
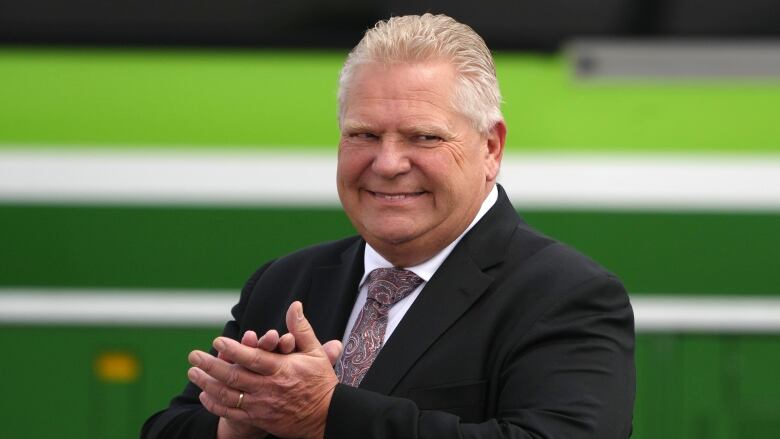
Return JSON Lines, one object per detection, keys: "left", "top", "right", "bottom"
{"left": 1, "top": 48, "right": 779, "bottom": 438}
{"left": 2, "top": 48, "right": 779, "bottom": 152}
{"left": 2, "top": 205, "right": 779, "bottom": 296}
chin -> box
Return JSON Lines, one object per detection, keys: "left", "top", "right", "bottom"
{"left": 371, "top": 230, "right": 415, "bottom": 246}
{"left": 363, "top": 223, "right": 420, "bottom": 247}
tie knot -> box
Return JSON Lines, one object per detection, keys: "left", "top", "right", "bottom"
{"left": 365, "top": 268, "right": 423, "bottom": 306}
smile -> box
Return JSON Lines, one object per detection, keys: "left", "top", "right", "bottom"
{"left": 368, "top": 190, "right": 426, "bottom": 201}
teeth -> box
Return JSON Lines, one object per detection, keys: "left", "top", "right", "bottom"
{"left": 374, "top": 192, "right": 420, "bottom": 200}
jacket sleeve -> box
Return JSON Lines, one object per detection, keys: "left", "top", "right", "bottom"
{"left": 325, "top": 275, "right": 635, "bottom": 439}
{"left": 140, "top": 262, "right": 273, "bottom": 439}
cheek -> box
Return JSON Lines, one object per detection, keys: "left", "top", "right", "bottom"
{"left": 417, "top": 150, "right": 470, "bottom": 187}
{"left": 336, "top": 148, "right": 361, "bottom": 180}
{"left": 337, "top": 148, "right": 369, "bottom": 183}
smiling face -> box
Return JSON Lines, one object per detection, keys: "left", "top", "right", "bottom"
{"left": 336, "top": 61, "right": 505, "bottom": 267}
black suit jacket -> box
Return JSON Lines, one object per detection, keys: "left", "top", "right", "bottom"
{"left": 143, "top": 186, "right": 635, "bottom": 439}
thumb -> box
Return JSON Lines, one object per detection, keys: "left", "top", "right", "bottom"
{"left": 322, "top": 340, "right": 343, "bottom": 365}
{"left": 285, "top": 301, "right": 323, "bottom": 354}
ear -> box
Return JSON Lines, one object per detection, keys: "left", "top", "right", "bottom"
{"left": 484, "top": 120, "right": 506, "bottom": 182}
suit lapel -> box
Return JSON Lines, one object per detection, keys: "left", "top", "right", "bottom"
{"left": 305, "top": 239, "right": 365, "bottom": 343}
{"left": 359, "top": 185, "right": 521, "bottom": 394}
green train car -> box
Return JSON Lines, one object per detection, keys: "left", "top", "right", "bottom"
{"left": 1, "top": 48, "right": 779, "bottom": 438}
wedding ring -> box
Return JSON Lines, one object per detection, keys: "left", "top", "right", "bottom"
{"left": 235, "top": 392, "right": 245, "bottom": 409}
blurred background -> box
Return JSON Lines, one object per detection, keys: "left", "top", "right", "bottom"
{"left": 1, "top": 1, "right": 779, "bottom": 437}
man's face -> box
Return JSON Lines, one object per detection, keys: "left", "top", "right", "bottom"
{"left": 337, "top": 61, "right": 504, "bottom": 267}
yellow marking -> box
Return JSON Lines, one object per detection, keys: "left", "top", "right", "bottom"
{"left": 94, "top": 352, "right": 140, "bottom": 383}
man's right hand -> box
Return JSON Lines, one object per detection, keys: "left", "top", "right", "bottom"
{"left": 213, "top": 327, "right": 343, "bottom": 439}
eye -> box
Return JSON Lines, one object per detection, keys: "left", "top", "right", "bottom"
{"left": 413, "top": 134, "right": 443, "bottom": 143}
{"left": 349, "top": 132, "right": 379, "bottom": 140}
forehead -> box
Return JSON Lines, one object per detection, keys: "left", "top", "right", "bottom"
{"left": 342, "top": 62, "right": 462, "bottom": 125}
{"left": 345, "top": 62, "right": 455, "bottom": 112}
{"left": 351, "top": 61, "right": 457, "bottom": 93}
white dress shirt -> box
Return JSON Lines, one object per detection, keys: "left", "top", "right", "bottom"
{"left": 340, "top": 185, "right": 499, "bottom": 347}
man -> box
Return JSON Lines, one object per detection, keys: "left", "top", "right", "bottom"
{"left": 142, "top": 13, "right": 635, "bottom": 439}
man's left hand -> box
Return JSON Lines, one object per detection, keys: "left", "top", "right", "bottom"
{"left": 188, "top": 301, "right": 340, "bottom": 439}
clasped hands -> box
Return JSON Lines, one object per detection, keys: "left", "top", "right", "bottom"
{"left": 187, "top": 301, "right": 344, "bottom": 439}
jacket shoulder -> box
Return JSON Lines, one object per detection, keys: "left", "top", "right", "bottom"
{"left": 508, "top": 220, "right": 622, "bottom": 291}
{"left": 232, "top": 235, "right": 363, "bottom": 330}
{"left": 264, "top": 235, "right": 362, "bottom": 275}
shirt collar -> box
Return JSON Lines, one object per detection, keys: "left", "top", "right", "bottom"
{"left": 361, "top": 184, "right": 498, "bottom": 286}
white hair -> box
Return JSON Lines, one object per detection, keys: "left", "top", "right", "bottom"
{"left": 337, "top": 13, "right": 503, "bottom": 134}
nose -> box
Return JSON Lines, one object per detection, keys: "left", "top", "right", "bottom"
{"left": 371, "top": 138, "right": 411, "bottom": 178}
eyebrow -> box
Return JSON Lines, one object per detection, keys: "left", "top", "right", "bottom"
{"left": 340, "top": 121, "right": 453, "bottom": 137}
{"left": 401, "top": 124, "right": 447, "bottom": 134}
{"left": 340, "top": 120, "right": 379, "bottom": 132}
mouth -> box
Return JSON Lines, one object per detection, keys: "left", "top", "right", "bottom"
{"left": 367, "top": 190, "right": 426, "bottom": 201}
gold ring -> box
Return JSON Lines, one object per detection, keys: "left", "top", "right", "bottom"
{"left": 235, "top": 392, "right": 244, "bottom": 409}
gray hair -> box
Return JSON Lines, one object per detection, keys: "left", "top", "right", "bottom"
{"left": 337, "top": 13, "right": 503, "bottom": 134}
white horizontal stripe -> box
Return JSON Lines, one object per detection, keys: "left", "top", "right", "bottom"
{"left": 502, "top": 155, "right": 780, "bottom": 211}
{"left": 1, "top": 290, "right": 780, "bottom": 332}
{"left": 631, "top": 296, "right": 780, "bottom": 332}
{"left": 0, "top": 149, "right": 339, "bottom": 206}
{"left": 0, "top": 290, "right": 235, "bottom": 326}
{"left": 1, "top": 149, "right": 780, "bottom": 210}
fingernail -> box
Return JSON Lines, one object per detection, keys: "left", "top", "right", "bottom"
{"left": 187, "top": 367, "right": 199, "bottom": 380}
{"left": 296, "top": 303, "right": 304, "bottom": 320}
{"left": 188, "top": 351, "right": 201, "bottom": 366}
{"left": 214, "top": 338, "right": 226, "bottom": 351}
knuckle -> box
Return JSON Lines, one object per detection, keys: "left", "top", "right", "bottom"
{"left": 218, "top": 385, "right": 230, "bottom": 403}
{"left": 199, "top": 357, "right": 213, "bottom": 373}
{"left": 200, "top": 393, "right": 213, "bottom": 410}
{"left": 251, "top": 351, "right": 265, "bottom": 371}
{"left": 226, "top": 366, "right": 241, "bottom": 387}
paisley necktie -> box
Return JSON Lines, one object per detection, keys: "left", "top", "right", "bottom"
{"left": 335, "top": 268, "right": 423, "bottom": 387}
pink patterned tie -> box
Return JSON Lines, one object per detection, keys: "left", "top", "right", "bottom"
{"left": 336, "top": 268, "right": 424, "bottom": 387}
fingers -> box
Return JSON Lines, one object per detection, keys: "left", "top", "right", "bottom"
{"left": 278, "top": 333, "right": 296, "bottom": 354}
{"left": 218, "top": 301, "right": 322, "bottom": 374}
{"left": 199, "top": 389, "right": 250, "bottom": 423}
{"left": 257, "top": 329, "right": 294, "bottom": 354}
{"left": 219, "top": 330, "right": 259, "bottom": 362}
{"left": 188, "top": 366, "right": 245, "bottom": 411}
{"left": 241, "top": 330, "right": 259, "bottom": 347}
{"left": 256, "top": 329, "right": 280, "bottom": 351}
{"left": 213, "top": 337, "right": 281, "bottom": 376}
{"left": 188, "top": 350, "right": 255, "bottom": 390}
{"left": 322, "top": 340, "right": 343, "bottom": 365}
{"left": 285, "top": 301, "right": 323, "bottom": 354}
